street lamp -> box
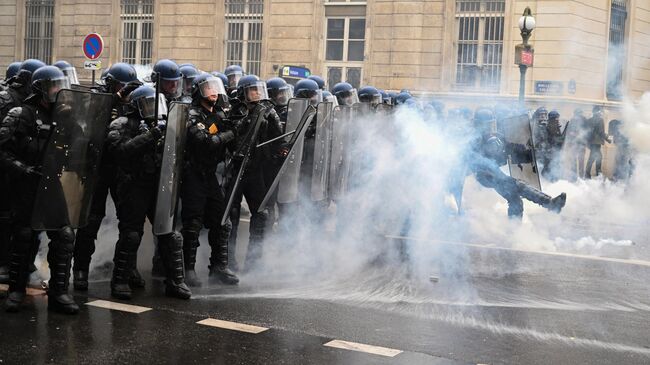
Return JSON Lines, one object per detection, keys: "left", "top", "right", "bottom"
{"left": 516, "top": 7, "right": 535, "bottom": 105}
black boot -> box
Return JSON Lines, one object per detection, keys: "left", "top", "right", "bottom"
{"left": 547, "top": 193, "right": 567, "bottom": 213}
{"left": 73, "top": 270, "right": 88, "bottom": 291}
{"left": 151, "top": 248, "right": 165, "bottom": 278}
{"left": 243, "top": 212, "right": 267, "bottom": 271}
{"left": 183, "top": 246, "right": 202, "bottom": 287}
{"left": 129, "top": 266, "right": 146, "bottom": 289}
{"left": 46, "top": 228, "right": 79, "bottom": 314}
{"left": 182, "top": 228, "right": 202, "bottom": 288}
{"left": 111, "top": 232, "right": 140, "bottom": 300}
{"left": 209, "top": 226, "right": 239, "bottom": 285}
{"left": 5, "top": 228, "right": 35, "bottom": 313}
{"left": 159, "top": 233, "right": 191, "bottom": 299}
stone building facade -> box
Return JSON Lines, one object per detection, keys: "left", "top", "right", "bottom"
{"left": 1, "top": 0, "right": 648, "bottom": 111}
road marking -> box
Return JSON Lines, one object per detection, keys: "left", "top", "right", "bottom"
{"left": 0, "top": 284, "right": 46, "bottom": 296}
{"left": 386, "top": 235, "right": 650, "bottom": 268}
{"left": 85, "top": 300, "right": 152, "bottom": 314}
{"left": 324, "top": 339, "right": 403, "bottom": 357}
{"left": 197, "top": 318, "right": 268, "bottom": 334}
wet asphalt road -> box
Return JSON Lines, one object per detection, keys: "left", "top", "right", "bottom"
{"left": 2, "top": 220, "right": 650, "bottom": 365}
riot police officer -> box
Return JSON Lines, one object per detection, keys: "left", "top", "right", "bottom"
{"left": 266, "top": 77, "right": 292, "bottom": 123}
{"left": 0, "top": 59, "right": 45, "bottom": 284}
{"left": 542, "top": 110, "right": 564, "bottom": 181}
{"left": 227, "top": 75, "right": 283, "bottom": 271}
{"left": 180, "top": 74, "right": 239, "bottom": 286}
{"left": 72, "top": 62, "right": 142, "bottom": 291}
{"left": 468, "top": 109, "right": 566, "bottom": 219}
{"left": 224, "top": 65, "right": 244, "bottom": 94}
{"left": 1, "top": 62, "right": 22, "bottom": 90}
{"left": 179, "top": 64, "right": 200, "bottom": 102}
{"left": 1, "top": 66, "right": 80, "bottom": 313}
{"left": 331, "top": 82, "right": 358, "bottom": 107}
{"left": 152, "top": 59, "right": 183, "bottom": 102}
{"left": 53, "top": 60, "right": 79, "bottom": 85}
{"left": 106, "top": 85, "right": 191, "bottom": 300}
{"left": 358, "top": 86, "right": 382, "bottom": 106}
{"left": 307, "top": 75, "right": 326, "bottom": 90}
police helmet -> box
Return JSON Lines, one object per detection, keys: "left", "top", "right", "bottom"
{"left": 307, "top": 75, "right": 326, "bottom": 90}
{"left": 237, "top": 74, "right": 268, "bottom": 103}
{"left": 129, "top": 85, "right": 167, "bottom": 120}
{"left": 31, "top": 66, "right": 70, "bottom": 103}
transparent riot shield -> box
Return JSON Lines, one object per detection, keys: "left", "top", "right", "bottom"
{"left": 258, "top": 101, "right": 316, "bottom": 212}
{"left": 31, "top": 89, "right": 113, "bottom": 230}
{"left": 311, "top": 102, "right": 333, "bottom": 202}
{"left": 501, "top": 114, "right": 542, "bottom": 190}
{"left": 277, "top": 98, "right": 311, "bottom": 204}
{"left": 153, "top": 102, "right": 189, "bottom": 235}
{"left": 328, "top": 106, "right": 353, "bottom": 201}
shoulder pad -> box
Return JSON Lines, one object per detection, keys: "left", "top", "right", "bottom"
{"left": 0, "top": 90, "right": 11, "bottom": 104}
{"left": 5, "top": 106, "right": 24, "bottom": 121}
{"left": 109, "top": 116, "right": 129, "bottom": 130}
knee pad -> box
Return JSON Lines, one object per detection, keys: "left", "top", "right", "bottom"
{"left": 58, "top": 226, "right": 75, "bottom": 244}
{"left": 122, "top": 231, "right": 142, "bottom": 248}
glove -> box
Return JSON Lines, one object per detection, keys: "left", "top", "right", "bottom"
{"left": 54, "top": 104, "right": 73, "bottom": 118}
{"left": 138, "top": 121, "right": 150, "bottom": 134}
{"left": 155, "top": 119, "right": 167, "bottom": 132}
{"left": 23, "top": 165, "right": 42, "bottom": 178}
{"left": 278, "top": 143, "right": 290, "bottom": 158}
{"left": 117, "top": 81, "right": 143, "bottom": 100}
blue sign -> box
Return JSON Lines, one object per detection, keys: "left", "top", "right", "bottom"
{"left": 535, "top": 81, "right": 563, "bottom": 95}
{"left": 281, "top": 65, "right": 311, "bottom": 79}
{"left": 83, "top": 33, "right": 104, "bottom": 60}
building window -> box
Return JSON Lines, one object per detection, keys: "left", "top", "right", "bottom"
{"left": 25, "top": 0, "right": 55, "bottom": 63}
{"left": 120, "top": 0, "right": 154, "bottom": 66}
{"left": 454, "top": 0, "right": 505, "bottom": 92}
{"left": 225, "top": 0, "right": 264, "bottom": 76}
{"left": 325, "top": 17, "right": 365, "bottom": 89}
{"left": 607, "top": 0, "right": 627, "bottom": 100}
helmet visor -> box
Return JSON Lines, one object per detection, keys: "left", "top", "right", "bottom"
{"left": 324, "top": 93, "right": 338, "bottom": 106}
{"left": 43, "top": 77, "right": 71, "bottom": 103}
{"left": 160, "top": 78, "right": 182, "bottom": 99}
{"left": 338, "top": 88, "right": 359, "bottom": 106}
{"left": 62, "top": 67, "right": 79, "bottom": 85}
{"left": 362, "top": 94, "right": 381, "bottom": 106}
{"left": 199, "top": 77, "right": 227, "bottom": 100}
{"left": 244, "top": 81, "right": 269, "bottom": 103}
{"left": 182, "top": 76, "right": 196, "bottom": 96}
{"left": 137, "top": 94, "right": 168, "bottom": 120}
{"left": 227, "top": 71, "right": 243, "bottom": 88}
{"left": 271, "top": 87, "right": 292, "bottom": 106}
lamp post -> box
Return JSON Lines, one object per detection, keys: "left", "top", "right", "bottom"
{"left": 516, "top": 7, "right": 536, "bottom": 106}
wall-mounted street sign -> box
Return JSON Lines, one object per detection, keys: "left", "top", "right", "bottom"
{"left": 82, "top": 33, "right": 104, "bottom": 60}
{"left": 535, "top": 81, "right": 564, "bottom": 95}
{"left": 280, "top": 65, "right": 311, "bottom": 79}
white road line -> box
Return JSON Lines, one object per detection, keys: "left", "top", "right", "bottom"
{"left": 85, "top": 300, "right": 152, "bottom": 314}
{"left": 197, "top": 318, "right": 268, "bottom": 334}
{"left": 324, "top": 339, "right": 403, "bottom": 357}
{"left": 386, "top": 235, "right": 650, "bottom": 268}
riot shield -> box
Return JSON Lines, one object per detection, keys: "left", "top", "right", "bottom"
{"left": 375, "top": 103, "right": 394, "bottom": 114}
{"left": 328, "top": 106, "right": 353, "bottom": 200}
{"left": 258, "top": 102, "right": 317, "bottom": 212}
{"left": 153, "top": 102, "right": 189, "bottom": 235}
{"left": 311, "top": 102, "right": 333, "bottom": 201}
{"left": 31, "top": 89, "right": 113, "bottom": 230}
{"left": 501, "top": 114, "right": 542, "bottom": 190}
{"left": 277, "top": 98, "right": 311, "bottom": 204}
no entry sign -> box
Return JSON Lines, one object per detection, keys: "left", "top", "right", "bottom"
{"left": 83, "top": 33, "right": 104, "bottom": 60}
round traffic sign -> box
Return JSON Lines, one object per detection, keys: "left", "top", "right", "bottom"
{"left": 83, "top": 33, "right": 104, "bottom": 60}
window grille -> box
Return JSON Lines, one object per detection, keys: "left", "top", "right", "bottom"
{"left": 25, "top": 0, "right": 54, "bottom": 63}
{"left": 455, "top": 0, "right": 505, "bottom": 92}
{"left": 120, "top": 0, "right": 154, "bottom": 66}
{"left": 607, "top": 0, "right": 627, "bottom": 100}
{"left": 225, "top": 0, "right": 264, "bottom": 76}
